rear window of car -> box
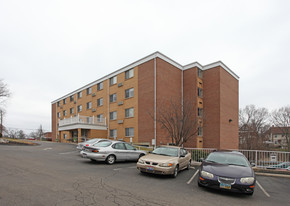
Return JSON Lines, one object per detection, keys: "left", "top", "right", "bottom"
{"left": 86, "top": 139, "right": 99, "bottom": 143}
{"left": 93, "top": 141, "right": 112, "bottom": 147}
{"left": 206, "top": 152, "right": 249, "bottom": 167}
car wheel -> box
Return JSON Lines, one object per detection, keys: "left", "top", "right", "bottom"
{"left": 187, "top": 160, "right": 191, "bottom": 170}
{"left": 138, "top": 153, "right": 145, "bottom": 160}
{"left": 106, "top": 155, "right": 116, "bottom": 165}
{"left": 198, "top": 181, "right": 203, "bottom": 187}
{"left": 172, "top": 165, "right": 179, "bottom": 178}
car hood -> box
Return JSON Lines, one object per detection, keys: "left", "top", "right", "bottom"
{"left": 141, "top": 154, "right": 178, "bottom": 163}
{"left": 202, "top": 162, "right": 254, "bottom": 178}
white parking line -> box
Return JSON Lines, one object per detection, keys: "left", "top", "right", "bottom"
{"left": 187, "top": 169, "right": 199, "bottom": 184}
{"left": 256, "top": 180, "right": 270, "bottom": 197}
{"left": 43, "top": 148, "right": 52, "bottom": 150}
{"left": 59, "top": 151, "right": 78, "bottom": 155}
{"left": 113, "top": 168, "right": 122, "bottom": 171}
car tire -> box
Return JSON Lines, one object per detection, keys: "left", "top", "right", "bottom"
{"left": 138, "top": 153, "right": 145, "bottom": 160}
{"left": 172, "top": 165, "right": 179, "bottom": 178}
{"left": 186, "top": 160, "right": 191, "bottom": 170}
{"left": 106, "top": 155, "right": 116, "bottom": 165}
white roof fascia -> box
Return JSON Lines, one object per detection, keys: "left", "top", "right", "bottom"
{"left": 155, "top": 52, "right": 183, "bottom": 70}
{"left": 203, "top": 61, "right": 240, "bottom": 80}
{"left": 52, "top": 52, "right": 160, "bottom": 104}
{"left": 52, "top": 53, "right": 239, "bottom": 104}
{"left": 183, "top": 62, "right": 203, "bottom": 70}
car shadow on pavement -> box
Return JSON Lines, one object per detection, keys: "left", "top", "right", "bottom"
{"left": 197, "top": 185, "right": 253, "bottom": 199}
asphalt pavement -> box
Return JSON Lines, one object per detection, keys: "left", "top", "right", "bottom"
{"left": 0, "top": 141, "right": 290, "bottom": 206}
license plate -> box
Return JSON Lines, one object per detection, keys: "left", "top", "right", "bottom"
{"left": 220, "top": 183, "right": 231, "bottom": 189}
{"left": 147, "top": 166, "right": 154, "bottom": 171}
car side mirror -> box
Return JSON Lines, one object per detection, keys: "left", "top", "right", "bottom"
{"left": 250, "top": 163, "right": 256, "bottom": 167}
{"left": 180, "top": 154, "right": 186, "bottom": 158}
{"left": 199, "top": 158, "right": 204, "bottom": 162}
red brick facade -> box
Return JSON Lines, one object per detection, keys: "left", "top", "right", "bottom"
{"left": 51, "top": 52, "right": 239, "bottom": 149}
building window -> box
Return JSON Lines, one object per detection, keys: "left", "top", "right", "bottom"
{"left": 110, "top": 93, "right": 117, "bottom": 103}
{"left": 63, "top": 110, "right": 67, "bottom": 117}
{"left": 77, "top": 91, "right": 82, "bottom": 99}
{"left": 97, "top": 114, "right": 103, "bottom": 122}
{"left": 57, "top": 112, "right": 60, "bottom": 118}
{"left": 97, "top": 98, "right": 103, "bottom": 107}
{"left": 97, "top": 82, "right": 103, "bottom": 91}
{"left": 125, "top": 68, "right": 134, "bottom": 79}
{"left": 87, "top": 102, "right": 92, "bottom": 110}
{"left": 125, "top": 127, "right": 134, "bottom": 137}
{"left": 87, "top": 87, "right": 92, "bottom": 95}
{"left": 77, "top": 105, "right": 82, "bottom": 112}
{"left": 70, "top": 108, "right": 74, "bottom": 114}
{"left": 110, "top": 76, "right": 117, "bottom": 86}
{"left": 57, "top": 101, "right": 60, "bottom": 107}
{"left": 125, "top": 88, "right": 134, "bottom": 98}
{"left": 198, "top": 108, "right": 203, "bottom": 117}
{"left": 63, "top": 98, "right": 66, "bottom": 105}
{"left": 198, "top": 68, "right": 203, "bottom": 78}
{"left": 198, "top": 127, "right": 203, "bottom": 136}
{"left": 125, "top": 107, "right": 134, "bottom": 118}
{"left": 70, "top": 95, "right": 74, "bottom": 102}
{"left": 110, "top": 129, "right": 117, "bottom": 139}
{"left": 110, "top": 111, "right": 117, "bottom": 120}
{"left": 198, "top": 88, "right": 203, "bottom": 98}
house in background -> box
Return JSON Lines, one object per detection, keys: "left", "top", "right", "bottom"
{"left": 267, "top": 126, "right": 289, "bottom": 149}
{"left": 51, "top": 51, "right": 239, "bottom": 149}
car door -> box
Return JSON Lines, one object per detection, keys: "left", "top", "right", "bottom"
{"left": 179, "top": 149, "right": 188, "bottom": 169}
{"left": 124, "top": 143, "right": 139, "bottom": 161}
{"left": 112, "top": 143, "right": 127, "bottom": 161}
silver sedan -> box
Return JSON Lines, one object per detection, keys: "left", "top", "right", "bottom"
{"left": 76, "top": 138, "right": 107, "bottom": 151}
{"left": 80, "top": 141, "right": 147, "bottom": 164}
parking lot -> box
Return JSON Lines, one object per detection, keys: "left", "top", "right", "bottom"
{"left": 0, "top": 141, "right": 290, "bottom": 206}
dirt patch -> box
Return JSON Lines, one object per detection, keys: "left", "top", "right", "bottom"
{"left": 0, "top": 138, "right": 39, "bottom": 146}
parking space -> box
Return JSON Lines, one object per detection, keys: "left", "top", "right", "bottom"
{"left": 1, "top": 142, "right": 290, "bottom": 206}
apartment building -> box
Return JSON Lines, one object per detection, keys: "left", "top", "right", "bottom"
{"left": 51, "top": 51, "right": 239, "bottom": 149}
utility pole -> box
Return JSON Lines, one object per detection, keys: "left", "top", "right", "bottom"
{"left": 0, "top": 110, "right": 3, "bottom": 137}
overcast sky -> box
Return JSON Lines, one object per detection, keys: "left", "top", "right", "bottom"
{"left": 1, "top": 0, "right": 290, "bottom": 133}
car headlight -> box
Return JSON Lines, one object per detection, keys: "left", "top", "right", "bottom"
{"left": 240, "top": 177, "right": 255, "bottom": 184}
{"left": 160, "top": 163, "right": 173, "bottom": 167}
{"left": 201, "top": 171, "right": 214, "bottom": 179}
{"left": 138, "top": 159, "right": 145, "bottom": 164}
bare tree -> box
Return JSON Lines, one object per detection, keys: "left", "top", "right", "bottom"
{"left": 271, "top": 106, "right": 290, "bottom": 151}
{"left": 34, "top": 125, "right": 44, "bottom": 140}
{"left": 239, "top": 105, "right": 270, "bottom": 150}
{"left": 152, "top": 97, "right": 202, "bottom": 146}
{"left": 0, "top": 79, "right": 11, "bottom": 106}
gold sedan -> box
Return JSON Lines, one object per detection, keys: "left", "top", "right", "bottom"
{"left": 137, "top": 146, "right": 191, "bottom": 178}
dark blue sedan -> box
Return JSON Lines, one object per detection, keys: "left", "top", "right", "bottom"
{"left": 198, "top": 151, "right": 256, "bottom": 195}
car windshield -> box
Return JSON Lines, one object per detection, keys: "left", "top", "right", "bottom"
{"left": 93, "top": 141, "right": 112, "bottom": 147}
{"left": 152, "top": 147, "right": 178, "bottom": 157}
{"left": 206, "top": 152, "right": 249, "bottom": 167}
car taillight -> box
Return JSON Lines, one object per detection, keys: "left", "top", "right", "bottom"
{"left": 86, "top": 144, "right": 89, "bottom": 146}
{"left": 92, "top": 149, "right": 99, "bottom": 153}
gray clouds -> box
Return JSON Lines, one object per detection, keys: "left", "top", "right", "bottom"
{"left": 1, "top": 0, "right": 290, "bottom": 132}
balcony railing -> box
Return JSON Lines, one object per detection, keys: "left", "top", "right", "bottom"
{"left": 59, "top": 115, "right": 106, "bottom": 127}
